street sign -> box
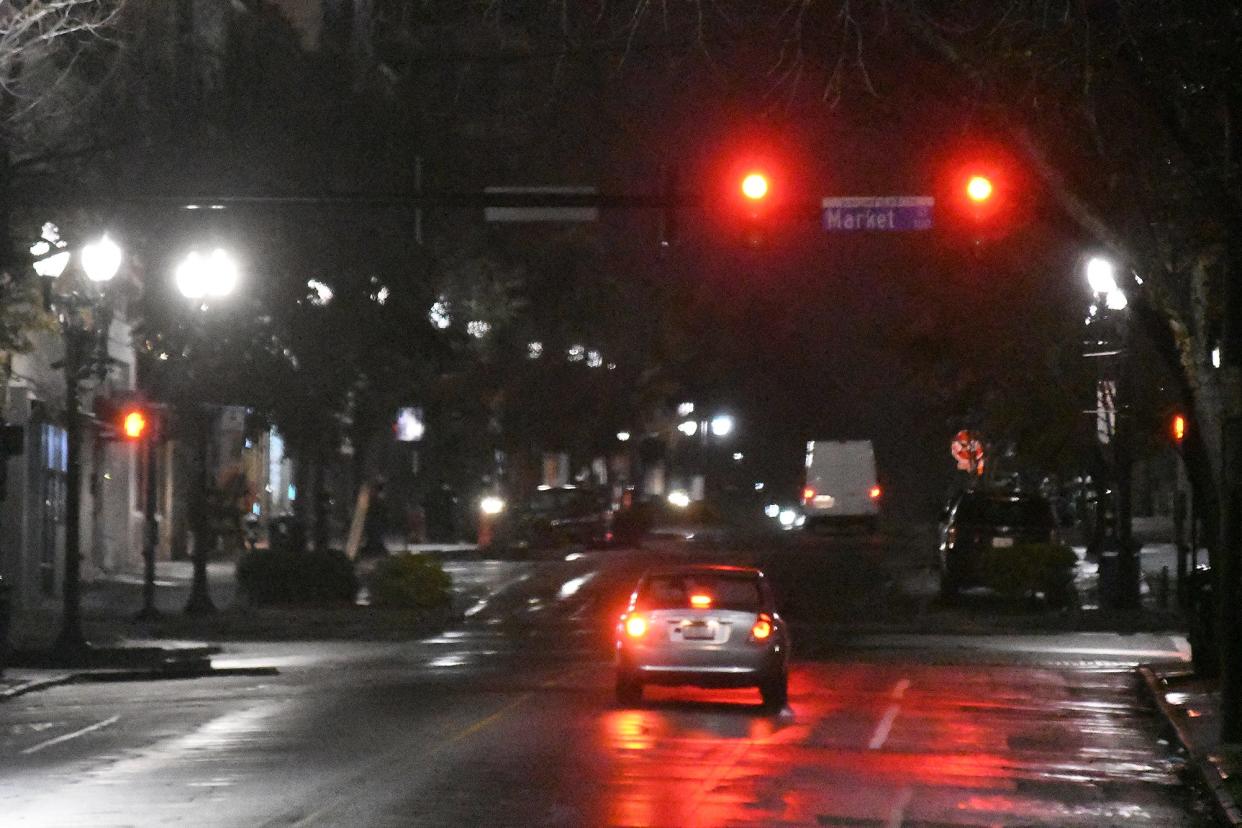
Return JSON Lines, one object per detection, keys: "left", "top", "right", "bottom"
{"left": 484, "top": 186, "right": 600, "bottom": 223}
{"left": 951, "top": 430, "right": 984, "bottom": 472}
{"left": 822, "top": 196, "right": 934, "bottom": 231}
{"left": 1096, "top": 380, "right": 1117, "bottom": 444}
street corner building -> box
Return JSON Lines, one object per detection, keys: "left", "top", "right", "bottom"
{"left": 0, "top": 316, "right": 143, "bottom": 649}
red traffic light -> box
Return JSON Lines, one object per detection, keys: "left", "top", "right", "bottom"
{"left": 935, "top": 140, "right": 1032, "bottom": 241}
{"left": 965, "top": 175, "right": 994, "bottom": 203}
{"left": 1172, "top": 414, "right": 1186, "bottom": 443}
{"left": 740, "top": 172, "right": 770, "bottom": 201}
{"left": 121, "top": 409, "right": 148, "bottom": 440}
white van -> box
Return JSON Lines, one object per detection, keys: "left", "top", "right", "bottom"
{"left": 802, "top": 440, "right": 881, "bottom": 531}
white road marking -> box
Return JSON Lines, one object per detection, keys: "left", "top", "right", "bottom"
{"left": 886, "top": 786, "right": 913, "bottom": 828}
{"left": 22, "top": 715, "right": 120, "bottom": 755}
{"left": 890, "top": 678, "right": 911, "bottom": 700}
{"left": 868, "top": 704, "right": 901, "bottom": 750}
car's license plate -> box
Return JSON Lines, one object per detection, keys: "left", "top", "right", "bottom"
{"left": 992, "top": 537, "right": 1015, "bottom": 548}
{"left": 682, "top": 622, "right": 714, "bottom": 640}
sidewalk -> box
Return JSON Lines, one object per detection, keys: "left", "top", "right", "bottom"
{"left": 82, "top": 559, "right": 239, "bottom": 617}
{"left": 1107, "top": 521, "right": 1242, "bottom": 824}
{"left": 1140, "top": 663, "right": 1242, "bottom": 826}
{"left": 0, "top": 559, "right": 269, "bottom": 695}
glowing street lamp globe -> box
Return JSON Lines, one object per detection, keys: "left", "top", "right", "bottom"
{"left": 1085, "top": 256, "right": 1119, "bottom": 295}
{"left": 176, "top": 248, "right": 239, "bottom": 300}
{"left": 81, "top": 234, "right": 122, "bottom": 283}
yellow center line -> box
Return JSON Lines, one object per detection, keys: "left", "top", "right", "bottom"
{"left": 282, "top": 693, "right": 533, "bottom": 827}
{"left": 441, "top": 693, "right": 531, "bottom": 747}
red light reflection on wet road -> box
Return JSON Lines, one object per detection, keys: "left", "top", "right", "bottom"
{"left": 597, "top": 663, "right": 1198, "bottom": 827}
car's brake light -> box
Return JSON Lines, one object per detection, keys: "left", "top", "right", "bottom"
{"left": 751, "top": 614, "right": 773, "bottom": 641}
{"left": 802, "top": 487, "right": 816, "bottom": 503}
{"left": 624, "top": 615, "right": 648, "bottom": 638}
{"left": 689, "top": 594, "right": 712, "bottom": 609}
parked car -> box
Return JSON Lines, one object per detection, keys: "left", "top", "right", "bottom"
{"left": 614, "top": 565, "right": 791, "bottom": 709}
{"left": 495, "top": 485, "right": 614, "bottom": 549}
{"left": 938, "top": 490, "right": 1062, "bottom": 599}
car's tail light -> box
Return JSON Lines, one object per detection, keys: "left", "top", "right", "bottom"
{"left": 751, "top": 614, "right": 773, "bottom": 641}
{"left": 802, "top": 487, "right": 816, "bottom": 503}
{"left": 624, "top": 615, "right": 648, "bottom": 638}
{"left": 869, "top": 485, "right": 882, "bottom": 500}
{"left": 690, "top": 594, "right": 712, "bottom": 609}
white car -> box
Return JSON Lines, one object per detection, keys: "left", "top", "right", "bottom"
{"left": 614, "top": 565, "right": 791, "bottom": 708}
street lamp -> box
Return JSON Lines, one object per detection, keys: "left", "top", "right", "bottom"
{"left": 1086, "top": 256, "right": 1128, "bottom": 311}
{"left": 176, "top": 248, "right": 238, "bottom": 615}
{"left": 175, "top": 248, "right": 239, "bottom": 302}
{"left": 1083, "top": 254, "right": 1138, "bottom": 609}
{"left": 31, "top": 228, "right": 123, "bottom": 657}
{"left": 709, "top": 414, "right": 735, "bottom": 438}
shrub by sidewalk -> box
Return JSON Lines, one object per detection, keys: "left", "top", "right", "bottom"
{"left": 365, "top": 553, "right": 452, "bottom": 610}
{"left": 65, "top": 551, "right": 457, "bottom": 644}
{"left": 236, "top": 548, "right": 358, "bottom": 606}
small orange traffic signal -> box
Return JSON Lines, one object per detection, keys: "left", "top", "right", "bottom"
{"left": 1172, "top": 413, "right": 1186, "bottom": 444}
{"left": 121, "top": 409, "right": 148, "bottom": 440}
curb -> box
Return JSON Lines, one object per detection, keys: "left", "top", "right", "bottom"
{"left": 71, "top": 665, "right": 281, "bottom": 683}
{"left": 1138, "top": 665, "right": 1242, "bottom": 827}
{"left": 0, "top": 674, "right": 77, "bottom": 701}
{"left": 0, "top": 664, "right": 280, "bottom": 700}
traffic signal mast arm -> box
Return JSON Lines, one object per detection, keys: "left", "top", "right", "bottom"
{"left": 27, "top": 188, "right": 823, "bottom": 218}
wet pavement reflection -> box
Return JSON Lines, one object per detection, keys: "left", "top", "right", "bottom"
{"left": 596, "top": 662, "right": 1207, "bottom": 826}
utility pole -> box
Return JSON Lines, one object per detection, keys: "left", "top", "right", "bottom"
{"left": 184, "top": 406, "right": 216, "bottom": 615}
{"left": 52, "top": 329, "right": 89, "bottom": 656}
{"left": 1218, "top": 91, "right": 1242, "bottom": 742}
{"left": 136, "top": 434, "right": 160, "bottom": 622}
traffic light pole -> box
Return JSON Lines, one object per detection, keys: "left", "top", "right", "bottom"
{"left": 135, "top": 435, "right": 160, "bottom": 621}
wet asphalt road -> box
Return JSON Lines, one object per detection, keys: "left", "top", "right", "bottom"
{"left": 0, "top": 531, "right": 1217, "bottom": 826}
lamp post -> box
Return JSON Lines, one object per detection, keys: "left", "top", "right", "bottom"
{"left": 175, "top": 248, "right": 238, "bottom": 615}
{"left": 32, "top": 229, "right": 123, "bottom": 657}
{"left": 671, "top": 409, "right": 736, "bottom": 503}
{"left": 1083, "top": 255, "right": 1139, "bottom": 610}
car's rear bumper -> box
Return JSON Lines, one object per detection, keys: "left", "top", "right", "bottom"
{"left": 943, "top": 537, "right": 1058, "bottom": 586}
{"left": 804, "top": 513, "right": 878, "bottom": 529}
{"left": 633, "top": 665, "right": 765, "bottom": 688}
{"left": 617, "top": 643, "right": 785, "bottom": 687}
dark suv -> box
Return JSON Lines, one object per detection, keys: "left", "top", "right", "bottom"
{"left": 498, "top": 486, "right": 614, "bottom": 549}
{"left": 938, "top": 490, "right": 1060, "bottom": 598}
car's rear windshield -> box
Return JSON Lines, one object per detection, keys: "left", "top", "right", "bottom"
{"left": 957, "top": 496, "right": 1053, "bottom": 527}
{"left": 637, "top": 573, "right": 762, "bottom": 611}
{"left": 526, "top": 489, "right": 604, "bottom": 516}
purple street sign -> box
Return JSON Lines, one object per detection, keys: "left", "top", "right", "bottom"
{"left": 822, "top": 196, "right": 934, "bottom": 231}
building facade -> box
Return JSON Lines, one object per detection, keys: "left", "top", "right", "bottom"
{"left": 0, "top": 316, "right": 141, "bottom": 647}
